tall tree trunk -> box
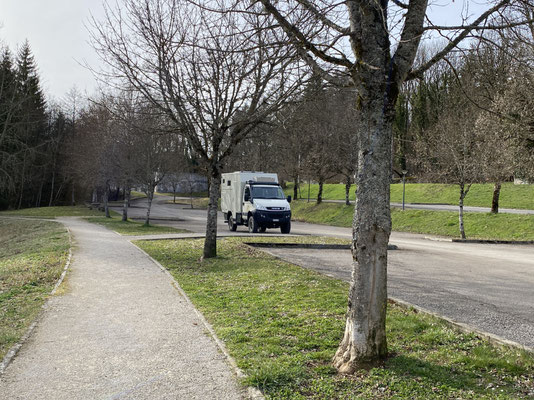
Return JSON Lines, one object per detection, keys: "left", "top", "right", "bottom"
{"left": 122, "top": 187, "right": 130, "bottom": 221}
{"left": 293, "top": 176, "right": 298, "bottom": 200}
{"left": 103, "top": 184, "right": 111, "bottom": 218}
{"left": 345, "top": 175, "right": 351, "bottom": 206}
{"left": 333, "top": 33, "right": 394, "bottom": 371}
{"left": 458, "top": 183, "right": 471, "bottom": 240}
{"left": 203, "top": 168, "right": 221, "bottom": 259}
{"left": 71, "top": 184, "right": 75, "bottom": 206}
{"left": 144, "top": 186, "right": 154, "bottom": 225}
{"left": 317, "top": 178, "right": 324, "bottom": 204}
{"left": 491, "top": 182, "right": 501, "bottom": 214}
{"left": 48, "top": 170, "right": 56, "bottom": 207}
{"left": 17, "top": 155, "right": 27, "bottom": 210}
{"left": 36, "top": 179, "right": 44, "bottom": 207}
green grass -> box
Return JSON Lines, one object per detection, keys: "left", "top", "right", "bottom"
{"left": 86, "top": 216, "right": 189, "bottom": 236}
{"left": 165, "top": 197, "right": 210, "bottom": 209}
{"left": 0, "top": 219, "right": 70, "bottom": 359}
{"left": 156, "top": 191, "right": 208, "bottom": 198}
{"left": 0, "top": 205, "right": 118, "bottom": 218}
{"left": 290, "top": 201, "right": 534, "bottom": 241}
{"left": 137, "top": 237, "right": 534, "bottom": 399}
{"left": 286, "top": 182, "right": 534, "bottom": 210}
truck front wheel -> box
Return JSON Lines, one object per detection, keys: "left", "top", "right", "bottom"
{"left": 280, "top": 221, "right": 291, "bottom": 234}
{"left": 228, "top": 216, "right": 237, "bottom": 232}
{"left": 248, "top": 216, "right": 258, "bottom": 233}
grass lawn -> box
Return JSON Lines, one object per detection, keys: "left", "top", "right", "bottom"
{"left": 290, "top": 201, "right": 534, "bottom": 241}
{"left": 0, "top": 205, "right": 118, "bottom": 218}
{"left": 165, "top": 197, "right": 210, "bottom": 209}
{"left": 137, "top": 237, "right": 534, "bottom": 399}
{"left": 285, "top": 182, "right": 534, "bottom": 210}
{"left": 87, "top": 216, "right": 189, "bottom": 235}
{"left": 0, "top": 219, "right": 69, "bottom": 359}
{"left": 156, "top": 191, "right": 209, "bottom": 198}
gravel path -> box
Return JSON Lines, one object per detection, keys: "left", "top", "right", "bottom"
{"left": 0, "top": 218, "right": 244, "bottom": 400}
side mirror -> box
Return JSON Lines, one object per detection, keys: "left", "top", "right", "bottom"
{"left": 244, "top": 194, "right": 250, "bottom": 202}
{"left": 287, "top": 195, "right": 292, "bottom": 203}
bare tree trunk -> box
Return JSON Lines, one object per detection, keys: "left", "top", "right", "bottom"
{"left": 144, "top": 186, "right": 154, "bottom": 225}
{"left": 71, "top": 184, "right": 75, "bottom": 206}
{"left": 491, "top": 182, "right": 501, "bottom": 214}
{"left": 17, "top": 155, "right": 27, "bottom": 210}
{"left": 203, "top": 169, "right": 221, "bottom": 259}
{"left": 345, "top": 175, "right": 351, "bottom": 206}
{"left": 317, "top": 178, "right": 324, "bottom": 204}
{"left": 293, "top": 176, "right": 298, "bottom": 200}
{"left": 122, "top": 187, "right": 130, "bottom": 221}
{"left": 458, "top": 183, "right": 471, "bottom": 240}
{"left": 333, "top": 76, "right": 393, "bottom": 372}
{"left": 103, "top": 184, "right": 111, "bottom": 218}
{"left": 48, "top": 170, "right": 56, "bottom": 207}
{"left": 36, "top": 179, "right": 44, "bottom": 207}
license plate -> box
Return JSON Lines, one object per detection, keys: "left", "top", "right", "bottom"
{"left": 273, "top": 219, "right": 279, "bottom": 222}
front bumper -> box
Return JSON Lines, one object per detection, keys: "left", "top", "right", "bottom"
{"left": 253, "top": 210, "right": 291, "bottom": 227}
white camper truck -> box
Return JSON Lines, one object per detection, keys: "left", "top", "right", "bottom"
{"left": 221, "top": 171, "right": 292, "bottom": 233}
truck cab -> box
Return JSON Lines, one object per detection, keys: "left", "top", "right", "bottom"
{"left": 243, "top": 181, "right": 291, "bottom": 233}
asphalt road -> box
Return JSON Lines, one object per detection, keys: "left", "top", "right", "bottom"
{"left": 112, "top": 196, "right": 534, "bottom": 349}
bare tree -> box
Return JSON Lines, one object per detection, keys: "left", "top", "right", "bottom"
{"left": 90, "top": 0, "right": 301, "bottom": 258}
{"left": 417, "top": 73, "right": 487, "bottom": 239}
{"left": 252, "top": 0, "right": 533, "bottom": 371}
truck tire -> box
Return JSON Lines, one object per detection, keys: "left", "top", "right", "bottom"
{"left": 248, "top": 216, "right": 258, "bottom": 233}
{"left": 280, "top": 221, "right": 291, "bottom": 234}
{"left": 228, "top": 216, "right": 237, "bottom": 232}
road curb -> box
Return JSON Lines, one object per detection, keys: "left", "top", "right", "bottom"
{"left": 0, "top": 225, "right": 73, "bottom": 376}
{"left": 131, "top": 241, "right": 265, "bottom": 400}
{"left": 452, "top": 239, "right": 534, "bottom": 245}
{"left": 389, "top": 297, "right": 534, "bottom": 354}
{"left": 245, "top": 242, "right": 399, "bottom": 251}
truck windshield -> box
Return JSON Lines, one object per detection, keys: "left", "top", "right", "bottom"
{"left": 251, "top": 186, "right": 285, "bottom": 199}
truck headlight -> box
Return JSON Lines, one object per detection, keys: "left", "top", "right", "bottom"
{"left": 255, "top": 204, "right": 266, "bottom": 211}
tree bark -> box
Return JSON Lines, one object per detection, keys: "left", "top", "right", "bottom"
{"left": 317, "top": 178, "right": 324, "bottom": 204}
{"left": 458, "top": 183, "right": 470, "bottom": 240}
{"left": 36, "top": 179, "right": 44, "bottom": 207}
{"left": 345, "top": 175, "right": 351, "bottom": 206}
{"left": 103, "top": 184, "right": 111, "bottom": 218}
{"left": 122, "top": 187, "right": 130, "bottom": 221}
{"left": 144, "top": 186, "right": 154, "bottom": 225}
{"left": 459, "top": 189, "right": 466, "bottom": 239}
{"left": 48, "top": 170, "right": 56, "bottom": 207}
{"left": 203, "top": 168, "right": 221, "bottom": 259}
{"left": 293, "top": 176, "right": 298, "bottom": 200}
{"left": 17, "top": 154, "right": 27, "bottom": 210}
{"left": 333, "top": 17, "right": 394, "bottom": 371}
{"left": 491, "top": 182, "right": 501, "bottom": 214}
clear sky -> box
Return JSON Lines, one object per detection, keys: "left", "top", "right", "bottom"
{"left": 0, "top": 0, "right": 106, "bottom": 102}
{"left": 0, "top": 0, "right": 490, "bottom": 103}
